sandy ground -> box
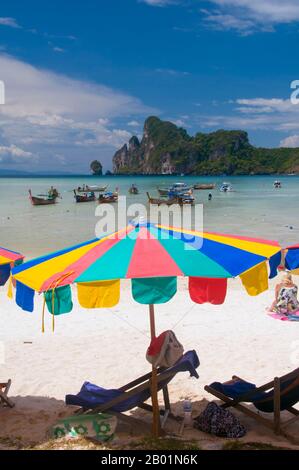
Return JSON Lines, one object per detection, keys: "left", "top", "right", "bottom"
{"left": 1, "top": 276, "right": 299, "bottom": 450}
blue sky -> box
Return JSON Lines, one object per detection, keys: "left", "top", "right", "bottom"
{"left": 0, "top": 0, "right": 299, "bottom": 172}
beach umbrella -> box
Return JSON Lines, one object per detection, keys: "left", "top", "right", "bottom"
{"left": 0, "top": 246, "right": 24, "bottom": 289}
{"left": 11, "top": 221, "right": 282, "bottom": 436}
{"left": 284, "top": 245, "right": 299, "bottom": 274}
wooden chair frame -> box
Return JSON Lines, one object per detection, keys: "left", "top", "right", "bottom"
{"left": 0, "top": 379, "right": 14, "bottom": 408}
{"left": 75, "top": 367, "right": 184, "bottom": 434}
{"left": 205, "top": 367, "right": 299, "bottom": 443}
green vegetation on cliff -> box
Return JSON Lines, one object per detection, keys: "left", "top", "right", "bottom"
{"left": 112, "top": 116, "right": 299, "bottom": 175}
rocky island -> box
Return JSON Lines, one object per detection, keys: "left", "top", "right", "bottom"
{"left": 112, "top": 116, "right": 299, "bottom": 175}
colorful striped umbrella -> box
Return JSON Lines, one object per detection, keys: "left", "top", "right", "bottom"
{"left": 0, "top": 246, "right": 24, "bottom": 288}
{"left": 12, "top": 222, "right": 281, "bottom": 291}
{"left": 285, "top": 245, "right": 299, "bottom": 273}
{"left": 11, "top": 221, "right": 282, "bottom": 436}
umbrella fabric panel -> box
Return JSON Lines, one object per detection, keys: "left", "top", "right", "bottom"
{"left": 285, "top": 247, "right": 299, "bottom": 271}
{"left": 151, "top": 231, "right": 232, "bottom": 278}
{"left": 0, "top": 264, "right": 11, "bottom": 286}
{"left": 132, "top": 277, "right": 177, "bottom": 304}
{"left": 189, "top": 277, "right": 227, "bottom": 304}
{"left": 239, "top": 262, "right": 268, "bottom": 296}
{"left": 126, "top": 227, "right": 183, "bottom": 278}
{"left": 77, "top": 280, "right": 120, "bottom": 308}
{"left": 152, "top": 225, "right": 263, "bottom": 278}
{"left": 158, "top": 226, "right": 281, "bottom": 258}
{"left": 75, "top": 232, "right": 138, "bottom": 283}
{"left": 0, "top": 246, "right": 23, "bottom": 265}
{"left": 12, "top": 238, "right": 99, "bottom": 274}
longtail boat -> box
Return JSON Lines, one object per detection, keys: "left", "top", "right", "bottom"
{"left": 147, "top": 192, "right": 194, "bottom": 206}
{"left": 75, "top": 185, "right": 108, "bottom": 193}
{"left": 29, "top": 190, "right": 57, "bottom": 206}
{"left": 73, "top": 190, "right": 96, "bottom": 203}
{"left": 193, "top": 183, "right": 216, "bottom": 190}
{"left": 98, "top": 191, "right": 118, "bottom": 203}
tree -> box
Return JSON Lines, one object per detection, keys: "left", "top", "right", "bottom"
{"left": 90, "top": 160, "right": 103, "bottom": 175}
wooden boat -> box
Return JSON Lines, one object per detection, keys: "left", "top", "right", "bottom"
{"left": 147, "top": 192, "right": 194, "bottom": 206}
{"left": 98, "top": 191, "right": 118, "bottom": 203}
{"left": 129, "top": 184, "right": 139, "bottom": 195}
{"left": 157, "top": 187, "right": 169, "bottom": 197}
{"left": 220, "top": 182, "right": 233, "bottom": 192}
{"left": 75, "top": 185, "right": 108, "bottom": 193}
{"left": 193, "top": 183, "right": 216, "bottom": 190}
{"left": 73, "top": 190, "right": 96, "bottom": 203}
{"left": 158, "top": 183, "right": 192, "bottom": 197}
{"left": 29, "top": 189, "right": 57, "bottom": 206}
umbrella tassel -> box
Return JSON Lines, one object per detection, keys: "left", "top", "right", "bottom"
{"left": 52, "top": 288, "right": 55, "bottom": 333}
{"left": 42, "top": 297, "right": 46, "bottom": 333}
{"left": 7, "top": 274, "right": 13, "bottom": 299}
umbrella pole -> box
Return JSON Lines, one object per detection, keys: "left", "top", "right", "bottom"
{"left": 149, "top": 304, "right": 160, "bottom": 438}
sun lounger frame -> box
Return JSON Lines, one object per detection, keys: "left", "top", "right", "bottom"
{"left": 205, "top": 367, "right": 299, "bottom": 443}
{"left": 0, "top": 379, "right": 14, "bottom": 408}
{"left": 75, "top": 367, "right": 183, "bottom": 434}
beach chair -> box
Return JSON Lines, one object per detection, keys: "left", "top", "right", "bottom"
{"left": 0, "top": 379, "right": 14, "bottom": 408}
{"left": 66, "top": 350, "right": 199, "bottom": 433}
{"left": 204, "top": 367, "right": 299, "bottom": 441}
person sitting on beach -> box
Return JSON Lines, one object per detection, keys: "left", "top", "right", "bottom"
{"left": 271, "top": 273, "right": 299, "bottom": 314}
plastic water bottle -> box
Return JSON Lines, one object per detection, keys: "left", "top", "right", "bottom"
{"left": 183, "top": 399, "right": 192, "bottom": 427}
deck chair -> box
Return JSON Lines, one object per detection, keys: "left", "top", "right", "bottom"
{"left": 205, "top": 367, "right": 299, "bottom": 442}
{"left": 66, "top": 350, "right": 199, "bottom": 433}
{"left": 0, "top": 379, "right": 14, "bottom": 408}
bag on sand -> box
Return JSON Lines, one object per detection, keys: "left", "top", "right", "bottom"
{"left": 146, "top": 330, "right": 184, "bottom": 368}
{"left": 194, "top": 402, "right": 246, "bottom": 438}
{"left": 51, "top": 413, "right": 117, "bottom": 442}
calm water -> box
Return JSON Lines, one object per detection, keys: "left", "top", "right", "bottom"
{"left": 0, "top": 175, "right": 298, "bottom": 257}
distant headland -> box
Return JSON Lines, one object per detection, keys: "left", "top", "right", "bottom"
{"left": 112, "top": 116, "right": 299, "bottom": 176}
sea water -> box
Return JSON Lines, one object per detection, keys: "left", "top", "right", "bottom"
{"left": 0, "top": 174, "right": 298, "bottom": 257}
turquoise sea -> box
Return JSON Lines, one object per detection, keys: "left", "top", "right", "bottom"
{"left": 0, "top": 175, "right": 298, "bottom": 257}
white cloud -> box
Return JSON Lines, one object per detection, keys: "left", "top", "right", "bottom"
{"left": 0, "top": 144, "right": 37, "bottom": 163}
{"left": 127, "top": 120, "right": 140, "bottom": 127}
{"left": 197, "top": 96, "right": 299, "bottom": 147}
{"left": 0, "top": 54, "right": 154, "bottom": 171}
{"left": 204, "top": 1, "right": 299, "bottom": 34}
{"left": 52, "top": 46, "right": 65, "bottom": 53}
{"left": 155, "top": 68, "right": 190, "bottom": 76}
{"left": 141, "top": 0, "right": 175, "bottom": 6}
{"left": 0, "top": 17, "right": 21, "bottom": 29}
{"left": 280, "top": 135, "right": 299, "bottom": 148}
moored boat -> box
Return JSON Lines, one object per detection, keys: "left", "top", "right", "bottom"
{"left": 75, "top": 185, "right": 108, "bottom": 193}
{"left": 157, "top": 187, "right": 169, "bottom": 197}
{"left": 193, "top": 183, "right": 216, "bottom": 190}
{"left": 147, "top": 192, "right": 194, "bottom": 206}
{"left": 98, "top": 191, "right": 118, "bottom": 203}
{"left": 29, "top": 189, "right": 57, "bottom": 206}
{"left": 220, "top": 182, "right": 233, "bottom": 192}
{"left": 74, "top": 190, "right": 96, "bottom": 203}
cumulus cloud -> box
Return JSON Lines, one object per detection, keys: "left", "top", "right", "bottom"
{"left": 0, "top": 144, "right": 37, "bottom": 163}
{"left": 141, "top": 0, "right": 175, "bottom": 6}
{"left": 0, "top": 54, "right": 154, "bottom": 171}
{"left": 198, "top": 97, "right": 299, "bottom": 132}
{"left": 280, "top": 135, "right": 299, "bottom": 148}
{"left": 0, "top": 17, "right": 21, "bottom": 29}
{"left": 127, "top": 120, "right": 140, "bottom": 127}
{"left": 203, "top": 1, "right": 299, "bottom": 34}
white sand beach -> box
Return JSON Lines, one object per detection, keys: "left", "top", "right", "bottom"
{"left": 1, "top": 276, "right": 299, "bottom": 449}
